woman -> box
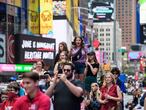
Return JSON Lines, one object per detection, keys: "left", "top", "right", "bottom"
{"left": 32, "top": 60, "right": 49, "bottom": 92}
{"left": 84, "top": 52, "right": 99, "bottom": 93}
{"left": 32, "top": 60, "right": 45, "bottom": 75}
{"left": 54, "top": 42, "right": 69, "bottom": 65}
{"left": 99, "top": 72, "right": 122, "bottom": 110}
{"left": 71, "top": 37, "right": 87, "bottom": 81}
{"left": 85, "top": 83, "right": 101, "bottom": 110}
{"left": 54, "top": 51, "right": 71, "bottom": 74}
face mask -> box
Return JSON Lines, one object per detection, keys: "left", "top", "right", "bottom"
{"left": 7, "top": 92, "right": 17, "bottom": 99}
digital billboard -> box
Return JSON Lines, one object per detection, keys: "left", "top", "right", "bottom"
{"left": 88, "top": 0, "right": 114, "bottom": 22}
{"left": 140, "top": 24, "right": 146, "bottom": 44}
{"left": 15, "top": 34, "right": 55, "bottom": 69}
{"left": 128, "top": 51, "right": 142, "bottom": 60}
{"left": 140, "top": 0, "right": 146, "bottom": 24}
{"left": 0, "top": 34, "right": 6, "bottom": 63}
{"left": 53, "top": 1, "right": 66, "bottom": 16}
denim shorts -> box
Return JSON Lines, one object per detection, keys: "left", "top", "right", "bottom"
{"left": 73, "top": 62, "right": 86, "bottom": 74}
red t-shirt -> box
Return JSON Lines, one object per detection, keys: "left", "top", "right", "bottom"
{"left": 13, "top": 90, "right": 50, "bottom": 110}
{"left": 0, "top": 98, "right": 17, "bottom": 110}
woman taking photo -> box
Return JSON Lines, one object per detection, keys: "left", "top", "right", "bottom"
{"left": 99, "top": 72, "right": 122, "bottom": 110}
{"left": 84, "top": 51, "right": 99, "bottom": 93}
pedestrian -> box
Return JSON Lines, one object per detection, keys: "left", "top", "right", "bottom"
{"left": 54, "top": 51, "right": 71, "bottom": 74}
{"left": 84, "top": 83, "right": 101, "bottom": 110}
{"left": 70, "top": 36, "right": 87, "bottom": 81}
{"left": 84, "top": 51, "right": 99, "bottom": 94}
{"left": 32, "top": 60, "right": 50, "bottom": 92}
{"left": 0, "top": 82, "right": 20, "bottom": 110}
{"left": 46, "top": 62, "right": 84, "bottom": 110}
{"left": 13, "top": 72, "right": 51, "bottom": 110}
{"left": 111, "top": 67, "right": 127, "bottom": 110}
{"left": 54, "top": 42, "right": 69, "bottom": 65}
{"left": 99, "top": 72, "right": 122, "bottom": 110}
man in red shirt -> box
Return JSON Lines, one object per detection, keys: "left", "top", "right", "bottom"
{"left": 13, "top": 72, "right": 51, "bottom": 110}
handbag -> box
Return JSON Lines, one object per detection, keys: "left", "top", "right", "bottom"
{"left": 72, "top": 48, "right": 82, "bottom": 62}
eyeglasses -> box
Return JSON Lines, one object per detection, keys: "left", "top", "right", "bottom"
{"left": 63, "top": 69, "right": 71, "bottom": 72}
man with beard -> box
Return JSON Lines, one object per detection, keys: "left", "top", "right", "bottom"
{"left": 46, "top": 62, "right": 84, "bottom": 110}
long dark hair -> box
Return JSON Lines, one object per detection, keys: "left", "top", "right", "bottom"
{"left": 58, "top": 42, "right": 69, "bottom": 53}
{"left": 73, "top": 36, "right": 84, "bottom": 48}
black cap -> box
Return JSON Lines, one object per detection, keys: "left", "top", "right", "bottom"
{"left": 87, "top": 51, "right": 95, "bottom": 56}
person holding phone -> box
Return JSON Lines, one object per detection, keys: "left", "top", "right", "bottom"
{"left": 46, "top": 62, "right": 84, "bottom": 110}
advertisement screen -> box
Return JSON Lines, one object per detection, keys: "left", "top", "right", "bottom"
{"left": 53, "top": 1, "right": 66, "bottom": 16}
{"left": 128, "top": 51, "right": 142, "bottom": 60}
{"left": 140, "top": 0, "right": 146, "bottom": 24}
{"left": 88, "top": 0, "right": 114, "bottom": 22}
{"left": 15, "top": 34, "right": 56, "bottom": 69}
{"left": 140, "top": 24, "right": 146, "bottom": 44}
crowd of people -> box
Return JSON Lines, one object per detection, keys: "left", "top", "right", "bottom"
{"left": 0, "top": 36, "right": 146, "bottom": 110}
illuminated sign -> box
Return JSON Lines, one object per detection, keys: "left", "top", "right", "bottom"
{"left": 15, "top": 64, "right": 33, "bottom": 72}
{"left": 128, "top": 51, "right": 142, "bottom": 60}
{"left": 53, "top": 1, "right": 66, "bottom": 16}
{"left": 0, "top": 34, "right": 6, "bottom": 63}
{"left": 140, "top": 2, "right": 146, "bottom": 24}
{"left": 40, "top": 0, "right": 53, "bottom": 34}
{"left": 0, "top": 64, "right": 33, "bottom": 72}
{"left": 89, "top": 1, "right": 114, "bottom": 22}
{"left": 15, "top": 34, "right": 55, "bottom": 69}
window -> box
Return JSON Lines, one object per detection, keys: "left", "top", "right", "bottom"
{"left": 106, "top": 28, "right": 110, "bottom": 31}
{"left": 100, "top": 29, "right": 104, "bottom": 32}
{"left": 106, "top": 33, "right": 110, "bottom": 36}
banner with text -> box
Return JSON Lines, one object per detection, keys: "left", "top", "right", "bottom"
{"left": 66, "top": 0, "right": 71, "bottom": 21}
{"left": 15, "top": 34, "right": 56, "bottom": 69}
{"left": 73, "top": 0, "right": 79, "bottom": 35}
{"left": 28, "top": 11, "right": 39, "bottom": 34}
{"left": 40, "top": 0, "right": 53, "bottom": 35}
{"left": 28, "top": 0, "right": 39, "bottom": 12}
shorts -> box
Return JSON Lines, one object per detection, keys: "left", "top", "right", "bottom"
{"left": 74, "top": 62, "right": 86, "bottom": 74}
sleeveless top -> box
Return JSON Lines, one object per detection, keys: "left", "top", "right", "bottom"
{"left": 100, "top": 84, "right": 118, "bottom": 110}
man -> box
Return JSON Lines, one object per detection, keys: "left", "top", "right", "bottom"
{"left": 0, "top": 82, "right": 19, "bottom": 110}
{"left": 46, "top": 62, "right": 84, "bottom": 110}
{"left": 13, "top": 72, "right": 51, "bottom": 110}
{"left": 111, "top": 67, "right": 126, "bottom": 110}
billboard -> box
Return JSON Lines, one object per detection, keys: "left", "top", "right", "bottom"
{"left": 88, "top": 0, "right": 114, "bottom": 22}
{"left": 53, "top": 1, "right": 66, "bottom": 16}
{"left": 15, "top": 34, "right": 55, "bottom": 69}
{"left": 73, "top": 0, "right": 79, "bottom": 35}
{"left": 28, "top": 0, "right": 39, "bottom": 12}
{"left": 28, "top": 11, "right": 39, "bottom": 34}
{"left": 140, "top": 0, "right": 146, "bottom": 24}
{"left": 66, "top": 0, "right": 71, "bottom": 21}
{"left": 128, "top": 51, "right": 142, "bottom": 60}
{"left": 0, "top": 34, "right": 6, "bottom": 63}
{"left": 140, "top": 24, "right": 146, "bottom": 44}
{"left": 40, "top": 0, "right": 53, "bottom": 35}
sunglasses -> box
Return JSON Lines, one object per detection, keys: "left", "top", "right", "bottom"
{"left": 63, "top": 69, "right": 71, "bottom": 72}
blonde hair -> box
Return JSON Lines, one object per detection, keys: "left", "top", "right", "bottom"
{"left": 105, "top": 72, "right": 116, "bottom": 84}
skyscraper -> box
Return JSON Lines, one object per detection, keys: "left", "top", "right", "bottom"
{"left": 116, "top": 0, "right": 137, "bottom": 50}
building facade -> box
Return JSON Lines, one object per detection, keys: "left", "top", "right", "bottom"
{"left": 94, "top": 22, "right": 122, "bottom": 67}
{"left": 116, "top": 0, "right": 137, "bottom": 50}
